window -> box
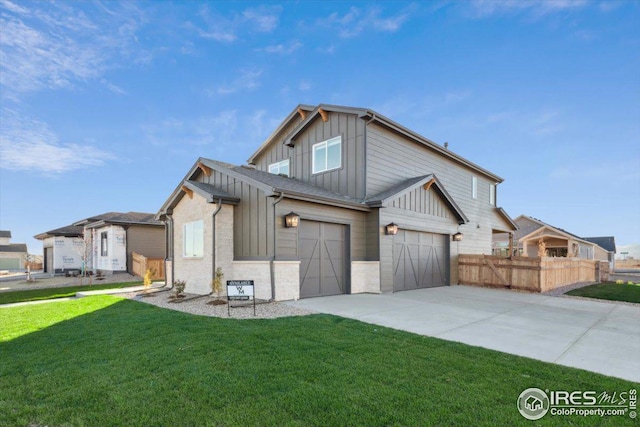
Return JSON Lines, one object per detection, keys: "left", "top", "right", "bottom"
{"left": 268, "top": 159, "right": 290, "bottom": 177}
{"left": 471, "top": 176, "right": 478, "bottom": 199}
{"left": 312, "top": 136, "right": 341, "bottom": 174}
{"left": 183, "top": 220, "right": 204, "bottom": 258}
{"left": 489, "top": 184, "right": 496, "bottom": 206}
{"left": 100, "top": 232, "right": 108, "bottom": 256}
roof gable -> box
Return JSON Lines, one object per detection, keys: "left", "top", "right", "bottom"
{"left": 583, "top": 236, "right": 616, "bottom": 253}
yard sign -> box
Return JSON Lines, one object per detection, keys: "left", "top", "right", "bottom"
{"left": 227, "top": 280, "right": 256, "bottom": 316}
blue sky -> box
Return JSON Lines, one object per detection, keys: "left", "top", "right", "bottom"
{"left": 1, "top": 0, "right": 638, "bottom": 255}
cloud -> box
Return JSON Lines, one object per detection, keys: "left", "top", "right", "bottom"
{"left": 0, "top": 1, "right": 145, "bottom": 98}
{"left": 0, "top": 109, "right": 116, "bottom": 173}
{"left": 469, "top": 0, "right": 587, "bottom": 18}
{"left": 190, "top": 4, "right": 281, "bottom": 43}
{"left": 317, "top": 4, "right": 415, "bottom": 38}
{"left": 215, "top": 69, "right": 262, "bottom": 95}
{"left": 258, "top": 40, "right": 303, "bottom": 55}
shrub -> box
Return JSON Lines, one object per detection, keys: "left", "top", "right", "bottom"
{"left": 174, "top": 280, "right": 186, "bottom": 297}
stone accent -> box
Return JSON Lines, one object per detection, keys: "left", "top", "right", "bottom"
{"left": 351, "top": 261, "right": 381, "bottom": 294}
{"left": 231, "top": 261, "right": 272, "bottom": 300}
{"left": 273, "top": 261, "right": 301, "bottom": 301}
{"left": 214, "top": 204, "right": 235, "bottom": 293}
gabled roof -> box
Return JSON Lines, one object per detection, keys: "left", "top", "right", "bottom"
{"left": 247, "top": 104, "right": 315, "bottom": 164}
{"left": 84, "top": 212, "right": 163, "bottom": 229}
{"left": 583, "top": 236, "right": 616, "bottom": 253}
{"left": 496, "top": 208, "right": 518, "bottom": 231}
{"left": 34, "top": 225, "right": 84, "bottom": 240}
{"left": 515, "top": 215, "right": 583, "bottom": 240}
{"left": 364, "top": 174, "right": 469, "bottom": 224}
{"left": 0, "top": 243, "right": 27, "bottom": 253}
{"left": 254, "top": 103, "right": 504, "bottom": 183}
{"left": 183, "top": 180, "right": 240, "bottom": 204}
{"left": 0, "top": 230, "right": 11, "bottom": 238}
{"left": 72, "top": 212, "right": 122, "bottom": 226}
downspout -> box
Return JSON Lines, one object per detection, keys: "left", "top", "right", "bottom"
{"left": 165, "top": 214, "right": 174, "bottom": 291}
{"left": 270, "top": 192, "right": 285, "bottom": 301}
{"left": 211, "top": 199, "right": 223, "bottom": 295}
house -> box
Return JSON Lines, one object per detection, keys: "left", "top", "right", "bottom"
{"left": 583, "top": 236, "right": 616, "bottom": 270}
{"left": 35, "top": 212, "right": 165, "bottom": 275}
{"left": 498, "top": 215, "right": 611, "bottom": 263}
{"left": 157, "top": 104, "right": 517, "bottom": 300}
{"left": 0, "top": 230, "right": 28, "bottom": 271}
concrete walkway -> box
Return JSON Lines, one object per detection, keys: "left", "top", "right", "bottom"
{"left": 286, "top": 286, "right": 640, "bottom": 383}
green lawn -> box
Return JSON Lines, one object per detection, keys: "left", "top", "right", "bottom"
{"left": 0, "top": 297, "right": 637, "bottom": 427}
{"left": 566, "top": 282, "right": 640, "bottom": 304}
{"left": 0, "top": 281, "right": 143, "bottom": 305}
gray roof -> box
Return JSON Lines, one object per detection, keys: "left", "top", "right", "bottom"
{"left": 72, "top": 212, "right": 122, "bottom": 226}
{"left": 201, "top": 159, "right": 368, "bottom": 210}
{"left": 184, "top": 180, "right": 240, "bottom": 204}
{"left": 84, "top": 211, "right": 163, "bottom": 228}
{"left": 583, "top": 237, "right": 616, "bottom": 253}
{"left": 521, "top": 216, "right": 584, "bottom": 240}
{"left": 0, "top": 230, "right": 11, "bottom": 238}
{"left": 0, "top": 243, "right": 27, "bottom": 253}
{"left": 34, "top": 225, "right": 84, "bottom": 240}
{"left": 365, "top": 176, "right": 431, "bottom": 205}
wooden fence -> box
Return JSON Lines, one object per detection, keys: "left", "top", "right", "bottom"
{"left": 132, "top": 252, "right": 165, "bottom": 280}
{"left": 458, "top": 255, "right": 609, "bottom": 293}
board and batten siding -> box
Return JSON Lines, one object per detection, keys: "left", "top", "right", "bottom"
{"left": 275, "top": 199, "right": 368, "bottom": 261}
{"left": 252, "top": 116, "right": 304, "bottom": 172}
{"left": 193, "top": 169, "right": 275, "bottom": 259}
{"left": 366, "top": 123, "right": 507, "bottom": 255}
{"left": 126, "top": 225, "right": 165, "bottom": 273}
{"left": 291, "top": 112, "right": 366, "bottom": 200}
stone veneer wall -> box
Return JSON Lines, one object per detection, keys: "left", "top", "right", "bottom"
{"left": 231, "top": 261, "right": 272, "bottom": 300}
{"left": 351, "top": 261, "right": 381, "bottom": 294}
{"left": 273, "top": 261, "right": 301, "bottom": 301}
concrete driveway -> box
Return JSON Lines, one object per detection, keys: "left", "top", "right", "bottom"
{"left": 286, "top": 285, "right": 640, "bottom": 383}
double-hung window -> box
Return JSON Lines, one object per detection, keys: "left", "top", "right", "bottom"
{"left": 183, "top": 220, "right": 204, "bottom": 258}
{"left": 268, "top": 159, "right": 290, "bottom": 177}
{"left": 312, "top": 136, "right": 341, "bottom": 174}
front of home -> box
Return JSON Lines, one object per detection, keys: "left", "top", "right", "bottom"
{"left": 0, "top": 230, "right": 28, "bottom": 271}
{"left": 158, "top": 104, "right": 517, "bottom": 300}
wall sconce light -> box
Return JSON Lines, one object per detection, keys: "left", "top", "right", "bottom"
{"left": 385, "top": 223, "right": 398, "bottom": 235}
{"left": 284, "top": 211, "right": 300, "bottom": 228}
{"left": 452, "top": 232, "right": 463, "bottom": 241}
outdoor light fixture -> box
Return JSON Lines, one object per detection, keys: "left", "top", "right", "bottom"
{"left": 284, "top": 212, "right": 300, "bottom": 228}
{"left": 385, "top": 223, "right": 399, "bottom": 235}
{"left": 452, "top": 232, "right": 463, "bottom": 242}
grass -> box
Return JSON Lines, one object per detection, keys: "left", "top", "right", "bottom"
{"left": 1, "top": 297, "right": 637, "bottom": 427}
{"left": 566, "top": 282, "right": 640, "bottom": 304}
{"left": 0, "top": 281, "right": 143, "bottom": 305}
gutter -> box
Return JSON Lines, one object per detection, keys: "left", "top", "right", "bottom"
{"left": 211, "top": 199, "right": 223, "bottom": 295}
{"left": 270, "top": 192, "right": 285, "bottom": 301}
{"left": 165, "top": 214, "right": 174, "bottom": 291}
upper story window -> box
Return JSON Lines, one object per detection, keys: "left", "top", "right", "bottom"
{"left": 100, "top": 232, "right": 108, "bottom": 256}
{"left": 489, "top": 184, "right": 496, "bottom": 206}
{"left": 183, "top": 220, "right": 204, "bottom": 258}
{"left": 312, "top": 136, "right": 341, "bottom": 174}
{"left": 471, "top": 176, "right": 478, "bottom": 199}
{"left": 268, "top": 159, "right": 290, "bottom": 177}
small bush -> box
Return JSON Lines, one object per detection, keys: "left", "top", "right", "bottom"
{"left": 174, "top": 280, "right": 187, "bottom": 297}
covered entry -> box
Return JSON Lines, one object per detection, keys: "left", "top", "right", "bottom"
{"left": 393, "top": 229, "right": 449, "bottom": 291}
{"left": 299, "top": 221, "right": 348, "bottom": 298}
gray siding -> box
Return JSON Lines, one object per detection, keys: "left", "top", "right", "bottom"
{"left": 275, "top": 199, "right": 369, "bottom": 261}
{"left": 126, "top": 225, "right": 166, "bottom": 273}
{"left": 390, "top": 186, "right": 453, "bottom": 219}
{"left": 194, "top": 169, "right": 275, "bottom": 259}
{"left": 252, "top": 117, "right": 303, "bottom": 172}
{"left": 367, "top": 123, "right": 508, "bottom": 255}
{"left": 290, "top": 112, "right": 366, "bottom": 199}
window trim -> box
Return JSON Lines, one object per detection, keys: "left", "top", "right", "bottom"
{"left": 471, "top": 176, "right": 478, "bottom": 199}
{"left": 312, "top": 136, "right": 342, "bottom": 175}
{"left": 100, "top": 232, "right": 108, "bottom": 257}
{"left": 268, "top": 159, "right": 290, "bottom": 177}
{"left": 489, "top": 184, "right": 496, "bottom": 206}
{"left": 183, "top": 220, "right": 204, "bottom": 258}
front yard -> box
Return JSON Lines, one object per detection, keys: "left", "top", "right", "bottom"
{"left": 0, "top": 296, "right": 637, "bottom": 426}
{"left": 566, "top": 282, "right": 640, "bottom": 304}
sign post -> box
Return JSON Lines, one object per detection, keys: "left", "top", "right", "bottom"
{"left": 226, "top": 280, "right": 256, "bottom": 316}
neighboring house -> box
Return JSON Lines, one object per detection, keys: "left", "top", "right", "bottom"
{"left": 0, "top": 230, "right": 28, "bottom": 271}
{"left": 34, "top": 225, "right": 85, "bottom": 274}
{"left": 158, "top": 104, "right": 517, "bottom": 300}
{"left": 583, "top": 236, "right": 616, "bottom": 270}
{"left": 496, "top": 215, "right": 611, "bottom": 263}
{"left": 35, "top": 212, "right": 165, "bottom": 275}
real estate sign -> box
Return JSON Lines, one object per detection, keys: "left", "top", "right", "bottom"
{"left": 227, "top": 280, "right": 255, "bottom": 316}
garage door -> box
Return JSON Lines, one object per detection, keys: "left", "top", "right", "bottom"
{"left": 299, "top": 221, "right": 348, "bottom": 298}
{"left": 0, "top": 258, "right": 20, "bottom": 270}
{"left": 393, "top": 230, "right": 448, "bottom": 292}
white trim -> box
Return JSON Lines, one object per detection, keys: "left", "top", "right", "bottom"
{"left": 268, "top": 159, "right": 290, "bottom": 177}
{"left": 183, "top": 220, "right": 204, "bottom": 258}
{"left": 489, "top": 184, "right": 496, "bottom": 205}
{"left": 471, "top": 176, "right": 477, "bottom": 199}
{"left": 312, "top": 136, "right": 342, "bottom": 174}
